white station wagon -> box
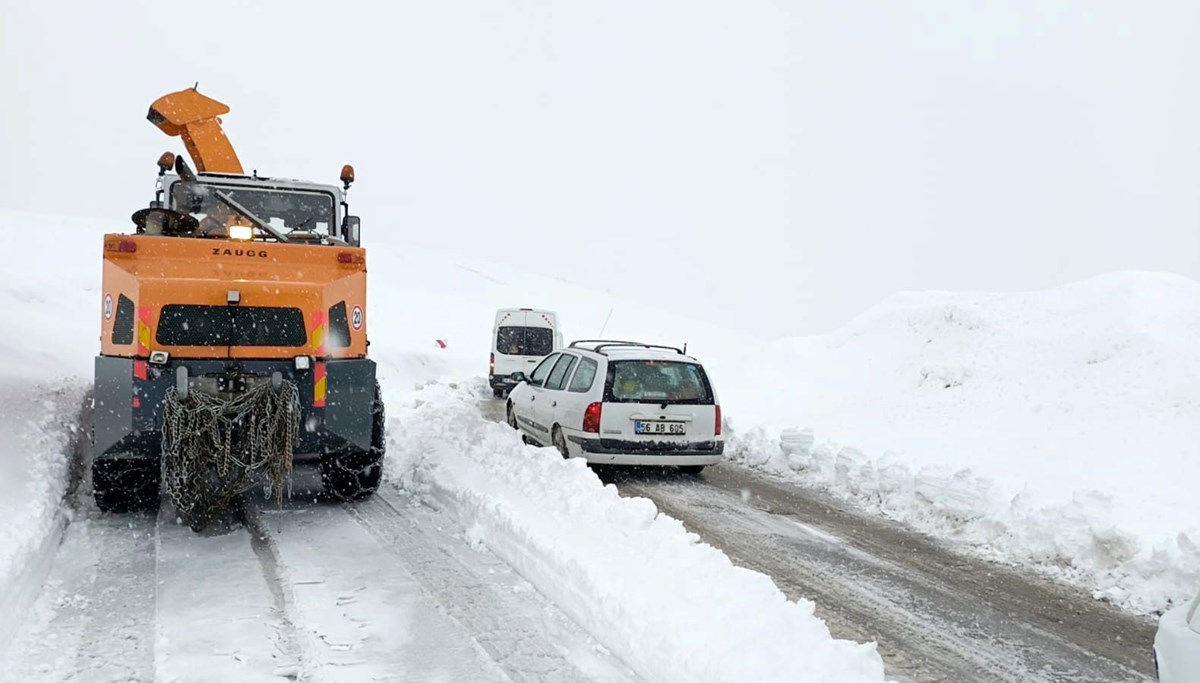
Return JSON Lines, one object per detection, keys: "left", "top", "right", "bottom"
{"left": 506, "top": 340, "right": 724, "bottom": 472}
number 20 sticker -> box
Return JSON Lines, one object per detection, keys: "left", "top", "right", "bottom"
{"left": 352, "top": 305, "right": 363, "bottom": 330}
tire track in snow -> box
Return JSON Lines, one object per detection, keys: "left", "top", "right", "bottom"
{"left": 611, "top": 466, "right": 1154, "bottom": 683}
{"left": 240, "top": 503, "right": 306, "bottom": 680}
{"left": 349, "top": 489, "right": 641, "bottom": 682}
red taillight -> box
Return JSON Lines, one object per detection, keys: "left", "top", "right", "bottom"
{"left": 714, "top": 405, "right": 722, "bottom": 436}
{"left": 489, "top": 352, "right": 495, "bottom": 371}
{"left": 582, "top": 402, "right": 602, "bottom": 433}
{"left": 337, "top": 252, "right": 365, "bottom": 264}
{"left": 118, "top": 240, "right": 137, "bottom": 253}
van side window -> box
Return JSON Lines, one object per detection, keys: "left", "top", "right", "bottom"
{"left": 546, "top": 354, "right": 577, "bottom": 391}
{"left": 567, "top": 357, "right": 598, "bottom": 393}
{"left": 529, "top": 353, "right": 559, "bottom": 387}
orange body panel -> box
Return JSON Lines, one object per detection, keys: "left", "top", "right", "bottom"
{"left": 99, "top": 235, "right": 367, "bottom": 360}
{"left": 147, "top": 89, "right": 243, "bottom": 174}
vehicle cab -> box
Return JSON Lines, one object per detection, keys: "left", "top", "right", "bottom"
{"left": 506, "top": 340, "right": 724, "bottom": 473}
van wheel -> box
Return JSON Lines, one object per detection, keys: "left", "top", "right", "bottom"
{"left": 678, "top": 465, "right": 705, "bottom": 475}
{"left": 506, "top": 402, "right": 518, "bottom": 429}
{"left": 552, "top": 427, "right": 569, "bottom": 459}
{"left": 492, "top": 386, "right": 505, "bottom": 398}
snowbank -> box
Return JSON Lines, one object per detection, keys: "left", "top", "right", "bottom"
{"left": 0, "top": 210, "right": 100, "bottom": 649}
{"left": 384, "top": 381, "right": 888, "bottom": 683}
{"left": 723, "top": 272, "right": 1200, "bottom": 614}
{"left": 0, "top": 381, "right": 82, "bottom": 650}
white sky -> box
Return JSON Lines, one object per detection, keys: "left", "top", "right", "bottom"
{"left": 2, "top": 1, "right": 1197, "bottom": 336}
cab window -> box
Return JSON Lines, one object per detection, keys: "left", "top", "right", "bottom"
{"left": 529, "top": 353, "right": 559, "bottom": 387}
{"left": 546, "top": 354, "right": 578, "bottom": 391}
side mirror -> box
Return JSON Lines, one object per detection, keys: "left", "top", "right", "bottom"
{"left": 512, "top": 372, "right": 529, "bottom": 384}
{"left": 342, "top": 215, "right": 361, "bottom": 246}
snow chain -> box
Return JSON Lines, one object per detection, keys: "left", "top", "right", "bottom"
{"left": 161, "top": 379, "right": 299, "bottom": 529}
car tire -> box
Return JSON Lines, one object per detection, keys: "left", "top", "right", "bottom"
{"left": 552, "top": 426, "right": 570, "bottom": 459}
{"left": 678, "top": 465, "right": 705, "bottom": 475}
{"left": 506, "top": 402, "right": 518, "bottom": 429}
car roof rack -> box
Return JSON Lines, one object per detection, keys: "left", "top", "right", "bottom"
{"left": 568, "top": 339, "right": 686, "bottom": 356}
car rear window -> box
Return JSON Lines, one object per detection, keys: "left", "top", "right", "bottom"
{"left": 605, "top": 360, "right": 713, "bottom": 404}
{"left": 496, "top": 326, "right": 554, "bottom": 356}
{"left": 157, "top": 305, "right": 307, "bottom": 347}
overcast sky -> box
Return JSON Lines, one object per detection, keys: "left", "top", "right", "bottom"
{"left": 2, "top": 1, "right": 1197, "bottom": 336}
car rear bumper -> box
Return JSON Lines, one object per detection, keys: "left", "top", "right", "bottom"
{"left": 569, "top": 436, "right": 724, "bottom": 465}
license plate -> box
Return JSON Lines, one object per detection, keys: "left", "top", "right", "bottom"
{"left": 635, "top": 421, "right": 686, "bottom": 435}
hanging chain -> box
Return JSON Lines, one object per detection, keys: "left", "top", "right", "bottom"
{"left": 161, "top": 378, "right": 300, "bottom": 528}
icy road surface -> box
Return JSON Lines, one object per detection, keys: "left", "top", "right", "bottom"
{"left": 481, "top": 399, "right": 1157, "bottom": 683}
{"left": 0, "top": 468, "right": 638, "bottom": 682}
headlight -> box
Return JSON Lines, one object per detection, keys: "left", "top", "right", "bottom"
{"left": 228, "top": 224, "right": 254, "bottom": 241}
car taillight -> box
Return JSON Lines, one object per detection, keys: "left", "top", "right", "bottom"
{"left": 583, "top": 402, "right": 602, "bottom": 433}
{"left": 490, "top": 352, "right": 495, "bottom": 371}
{"left": 715, "top": 405, "right": 722, "bottom": 436}
{"left": 118, "top": 240, "right": 137, "bottom": 253}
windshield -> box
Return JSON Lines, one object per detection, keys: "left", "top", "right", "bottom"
{"left": 171, "top": 182, "right": 336, "bottom": 237}
{"left": 605, "top": 360, "right": 713, "bottom": 404}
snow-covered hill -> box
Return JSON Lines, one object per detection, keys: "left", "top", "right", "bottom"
{"left": 725, "top": 272, "right": 1200, "bottom": 613}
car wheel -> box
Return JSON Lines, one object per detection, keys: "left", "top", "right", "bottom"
{"left": 492, "top": 386, "right": 505, "bottom": 398}
{"left": 678, "top": 465, "right": 705, "bottom": 475}
{"left": 552, "top": 426, "right": 569, "bottom": 459}
{"left": 506, "top": 402, "right": 518, "bottom": 429}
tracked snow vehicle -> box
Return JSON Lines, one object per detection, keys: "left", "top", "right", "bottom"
{"left": 92, "top": 88, "right": 383, "bottom": 528}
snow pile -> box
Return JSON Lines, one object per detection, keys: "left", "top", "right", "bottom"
{"left": 0, "top": 382, "right": 82, "bottom": 649}
{"left": 384, "top": 381, "right": 888, "bottom": 683}
{"left": 723, "top": 272, "right": 1200, "bottom": 614}
{"left": 0, "top": 211, "right": 100, "bottom": 648}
